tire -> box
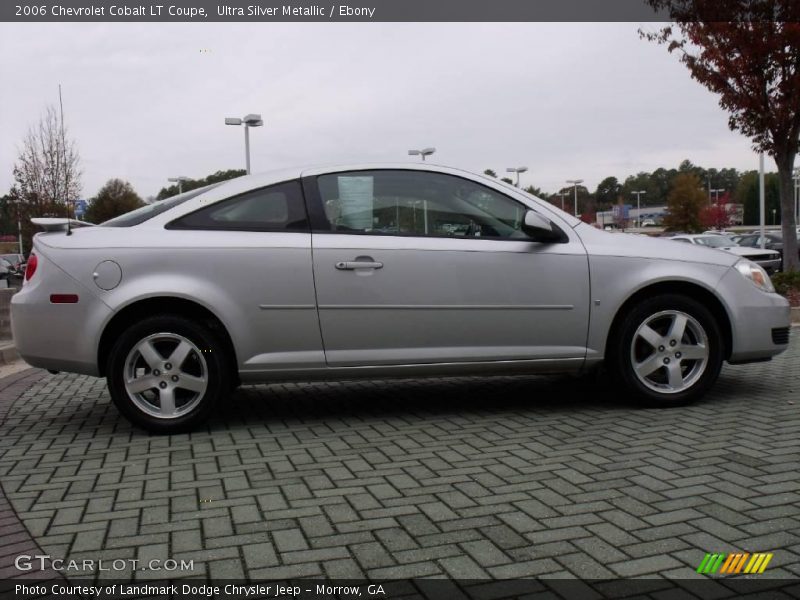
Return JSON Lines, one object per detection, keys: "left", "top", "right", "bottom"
{"left": 609, "top": 294, "right": 724, "bottom": 407}
{"left": 106, "top": 314, "right": 230, "bottom": 433}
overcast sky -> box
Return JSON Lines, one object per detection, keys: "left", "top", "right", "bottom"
{"left": 0, "top": 22, "right": 763, "bottom": 200}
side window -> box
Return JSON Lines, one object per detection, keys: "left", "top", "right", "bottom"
{"left": 168, "top": 180, "right": 308, "bottom": 231}
{"left": 315, "top": 170, "right": 529, "bottom": 239}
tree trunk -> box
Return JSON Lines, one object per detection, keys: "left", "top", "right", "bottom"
{"left": 775, "top": 153, "right": 799, "bottom": 273}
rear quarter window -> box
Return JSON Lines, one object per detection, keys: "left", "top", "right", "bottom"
{"left": 167, "top": 180, "right": 309, "bottom": 232}
{"left": 102, "top": 183, "right": 225, "bottom": 227}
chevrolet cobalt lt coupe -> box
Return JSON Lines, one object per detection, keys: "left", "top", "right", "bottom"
{"left": 11, "top": 165, "right": 791, "bottom": 432}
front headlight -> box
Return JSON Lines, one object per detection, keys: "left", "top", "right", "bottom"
{"left": 735, "top": 260, "right": 775, "bottom": 293}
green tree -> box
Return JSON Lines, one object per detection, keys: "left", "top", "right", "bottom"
{"left": 156, "top": 169, "right": 246, "bottom": 200}
{"left": 595, "top": 176, "right": 622, "bottom": 207}
{"left": 663, "top": 172, "right": 706, "bottom": 232}
{"left": 523, "top": 185, "right": 547, "bottom": 198}
{"left": 650, "top": 167, "right": 678, "bottom": 204}
{"left": 735, "top": 171, "right": 781, "bottom": 226}
{"left": 706, "top": 167, "right": 741, "bottom": 199}
{"left": 621, "top": 172, "right": 660, "bottom": 207}
{"left": 84, "top": 179, "right": 145, "bottom": 224}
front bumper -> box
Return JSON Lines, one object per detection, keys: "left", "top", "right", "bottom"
{"left": 719, "top": 268, "right": 791, "bottom": 363}
{"left": 753, "top": 257, "right": 781, "bottom": 273}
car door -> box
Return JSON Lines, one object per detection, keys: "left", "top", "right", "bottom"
{"left": 305, "top": 169, "right": 590, "bottom": 367}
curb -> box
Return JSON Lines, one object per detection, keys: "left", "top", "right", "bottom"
{"left": 0, "top": 342, "right": 18, "bottom": 366}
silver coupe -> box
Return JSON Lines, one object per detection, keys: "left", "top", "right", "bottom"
{"left": 11, "top": 164, "right": 791, "bottom": 432}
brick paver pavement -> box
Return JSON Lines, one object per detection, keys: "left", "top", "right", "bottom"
{"left": 0, "top": 337, "right": 798, "bottom": 583}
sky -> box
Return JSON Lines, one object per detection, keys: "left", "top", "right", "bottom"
{"left": 0, "top": 22, "right": 764, "bottom": 200}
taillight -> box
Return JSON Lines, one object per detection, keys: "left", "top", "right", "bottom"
{"left": 25, "top": 254, "right": 37, "bottom": 281}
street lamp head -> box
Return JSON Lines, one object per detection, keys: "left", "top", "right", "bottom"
{"left": 225, "top": 117, "right": 242, "bottom": 126}
{"left": 566, "top": 179, "right": 583, "bottom": 186}
{"left": 168, "top": 176, "right": 189, "bottom": 183}
{"left": 409, "top": 147, "right": 436, "bottom": 159}
{"left": 243, "top": 114, "right": 263, "bottom": 127}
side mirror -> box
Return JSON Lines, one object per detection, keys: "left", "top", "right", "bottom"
{"left": 521, "top": 211, "right": 567, "bottom": 243}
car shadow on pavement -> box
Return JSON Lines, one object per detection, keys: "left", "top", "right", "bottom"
{"left": 207, "top": 372, "right": 646, "bottom": 430}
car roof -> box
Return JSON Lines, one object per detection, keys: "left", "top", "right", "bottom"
{"left": 137, "top": 162, "right": 582, "bottom": 230}
{"left": 212, "top": 162, "right": 520, "bottom": 192}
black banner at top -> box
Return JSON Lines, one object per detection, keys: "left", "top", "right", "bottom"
{"left": 3, "top": 0, "right": 670, "bottom": 23}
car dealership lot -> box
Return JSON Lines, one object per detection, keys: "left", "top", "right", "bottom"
{"left": 0, "top": 336, "right": 798, "bottom": 583}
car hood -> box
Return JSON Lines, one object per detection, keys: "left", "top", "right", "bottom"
{"left": 574, "top": 224, "right": 739, "bottom": 267}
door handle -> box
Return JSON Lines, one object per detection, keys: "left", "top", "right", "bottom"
{"left": 335, "top": 260, "right": 383, "bottom": 270}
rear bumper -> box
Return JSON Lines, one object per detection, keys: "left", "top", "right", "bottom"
{"left": 12, "top": 295, "right": 110, "bottom": 376}
{"left": 11, "top": 254, "right": 110, "bottom": 377}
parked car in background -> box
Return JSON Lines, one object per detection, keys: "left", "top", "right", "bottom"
{"left": 0, "top": 258, "right": 16, "bottom": 287}
{"left": 735, "top": 232, "right": 800, "bottom": 271}
{"left": 1, "top": 253, "right": 26, "bottom": 276}
{"left": 11, "top": 164, "right": 791, "bottom": 432}
{"left": 669, "top": 234, "right": 782, "bottom": 273}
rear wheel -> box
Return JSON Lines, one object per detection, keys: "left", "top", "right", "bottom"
{"left": 107, "top": 315, "right": 229, "bottom": 433}
{"left": 610, "top": 294, "right": 724, "bottom": 406}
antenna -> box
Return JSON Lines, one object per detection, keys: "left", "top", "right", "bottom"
{"left": 59, "top": 84, "right": 72, "bottom": 236}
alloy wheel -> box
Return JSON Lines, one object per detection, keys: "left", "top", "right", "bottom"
{"left": 123, "top": 332, "right": 208, "bottom": 419}
{"left": 630, "top": 310, "right": 709, "bottom": 394}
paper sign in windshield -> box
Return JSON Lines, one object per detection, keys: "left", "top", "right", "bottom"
{"left": 337, "top": 176, "right": 374, "bottom": 230}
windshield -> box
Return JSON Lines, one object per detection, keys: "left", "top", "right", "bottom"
{"left": 695, "top": 235, "right": 735, "bottom": 248}
{"left": 101, "top": 183, "right": 224, "bottom": 227}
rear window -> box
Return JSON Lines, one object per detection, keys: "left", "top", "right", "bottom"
{"left": 167, "top": 180, "right": 308, "bottom": 232}
{"left": 101, "top": 183, "right": 224, "bottom": 227}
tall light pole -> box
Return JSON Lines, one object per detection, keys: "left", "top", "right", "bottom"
{"left": 408, "top": 147, "right": 436, "bottom": 161}
{"left": 225, "top": 114, "right": 263, "bottom": 174}
{"left": 168, "top": 176, "right": 189, "bottom": 194}
{"left": 793, "top": 167, "right": 800, "bottom": 223}
{"left": 505, "top": 166, "right": 528, "bottom": 188}
{"left": 15, "top": 198, "right": 22, "bottom": 255}
{"left": 631, "top": 190, "right": 646, "bottom": 227}
{"left": 566, "top": 179, "right": 583, "bottom": 217}
{"left": 759, "top": 153, "right": 766, "bottom": 248}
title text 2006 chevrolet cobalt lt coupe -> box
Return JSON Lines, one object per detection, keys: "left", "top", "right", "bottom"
{"left": 11, "top": 164, "right": 791, "bottom": 432}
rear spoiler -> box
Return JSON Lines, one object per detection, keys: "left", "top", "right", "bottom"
{"left": 31, "top": 218, "right": 94, "bottom": 232}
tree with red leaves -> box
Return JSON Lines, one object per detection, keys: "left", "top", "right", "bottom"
{"left": 700, "top": 199, "right": 733, "bottom": 231}
{"left": 641, "top": 1, "right": 800, "bottom": 271}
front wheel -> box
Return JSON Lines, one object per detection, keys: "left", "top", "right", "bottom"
{"left": 107, "top": 315, "right": 230, "bottom": 433}
{"left": 610, "top": 294, "right": 724, "bottom": 406}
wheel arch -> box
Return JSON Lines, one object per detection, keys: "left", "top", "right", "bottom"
{"left": 97, "top": 296, "right": 239, "bottom": 381}
{"left": 605, "top": 280, "right": 733, "bottom": 362}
